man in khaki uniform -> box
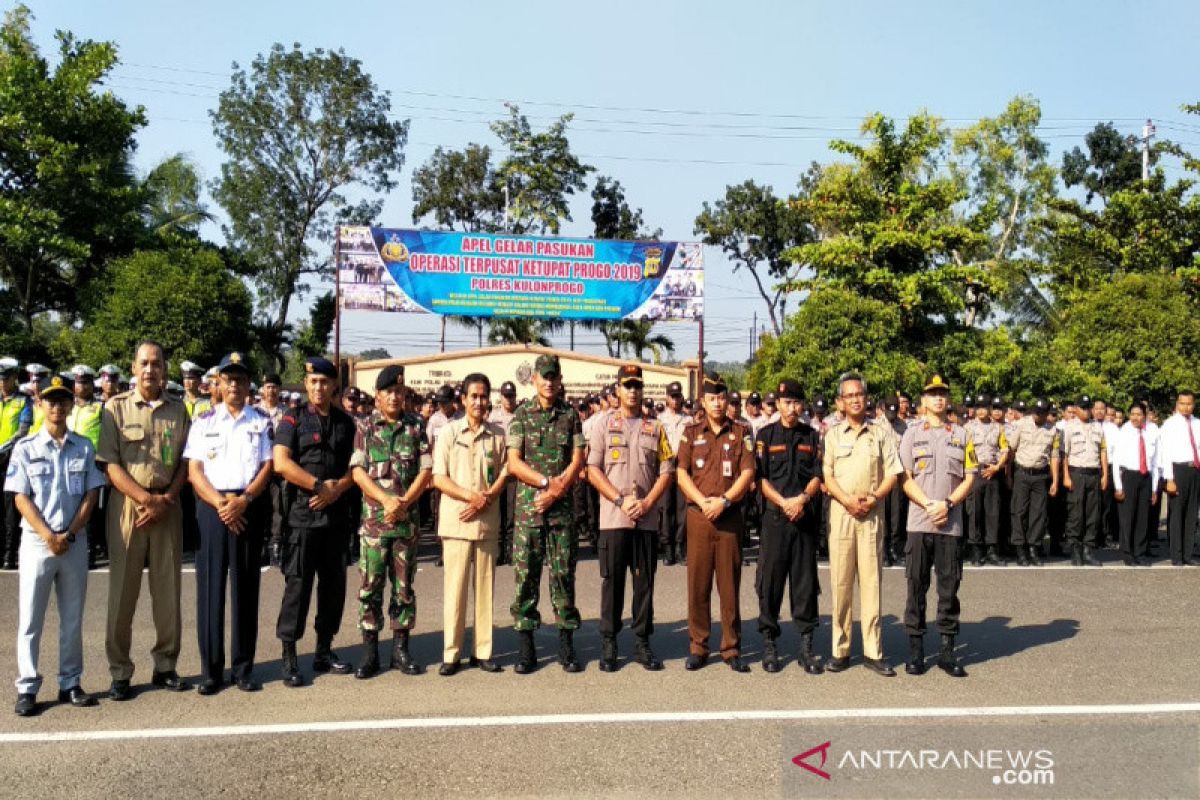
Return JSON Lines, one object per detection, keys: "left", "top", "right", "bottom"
{"left": 97, "top": 342, "right": 191, "bottom": 700}
{"left": 1062, "top": 395, "right": 1108, "bottom": 567}
{"left": 432, "top": 373, "right": 508, "bottom": 675}
{"left": 587, "top": 364, "right": 674, "bottom": 673}
{"left": 822, "top": 372, "right": 903, "bottom": 677}
{"left": 1008, "top": 399, "right": 1061, "bottom": 566}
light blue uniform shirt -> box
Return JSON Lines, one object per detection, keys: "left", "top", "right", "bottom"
{"left": 4, "top": 429, "right": 106, "bottom": 534}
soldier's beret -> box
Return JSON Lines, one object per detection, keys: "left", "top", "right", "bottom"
{"left": 304, "top": 357, "right": 337, "bottom": 379}
{"left": 375, "top": 365, "right": 405, "bottom": 391}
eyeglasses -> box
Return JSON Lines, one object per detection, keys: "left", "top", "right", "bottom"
{"left": 840, "top": 392, "right": 866, "bottom": 399}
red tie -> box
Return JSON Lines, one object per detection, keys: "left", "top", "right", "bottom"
{"left": 1138, "top": 428, "right": 1148, "bottom": 475}
{"left": 1189, "top": 417, "right": 1200, "bottom": 468}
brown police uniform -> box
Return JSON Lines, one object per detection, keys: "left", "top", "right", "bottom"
{"left": 676, "top": 418, "right": 754, "bottom": 660}
{"left": 97, "top": 390, "right": 191, "bottom": 682}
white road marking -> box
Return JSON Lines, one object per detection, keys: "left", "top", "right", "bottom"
{"left": 2, "top": 702, "right": 1198, "bottom": 744}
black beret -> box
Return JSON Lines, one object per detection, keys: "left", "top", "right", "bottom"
{"left": 375, "top": 365, "right": 405, "bottom": 391}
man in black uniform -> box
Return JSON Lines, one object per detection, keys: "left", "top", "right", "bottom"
{"left": 755, "top": 380, "right": 824, "bottom": 674}
{"left": 272, "top": 357, "right": 356, "bottom": 686}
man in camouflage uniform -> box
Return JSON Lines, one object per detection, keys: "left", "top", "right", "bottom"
{"left": 349, "top": 365, "right": 432, "bottom": 678}
{"left": 506, "top": 354, "right": 586, "bottom": 674}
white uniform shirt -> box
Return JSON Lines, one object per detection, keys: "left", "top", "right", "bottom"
{"left": 1110, "top": 422, "right": 1160, "bottom": 493}
{"left": 183, "top": 403, "right": 273, "bottom": 491}
{"left": 1158, "top": 413, "right": 1200, "bottom": 482}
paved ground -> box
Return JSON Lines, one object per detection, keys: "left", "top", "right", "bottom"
{"left": 0, "top": 541, "right": 1197, "bottom": 798}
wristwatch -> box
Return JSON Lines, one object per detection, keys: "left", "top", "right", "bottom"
{"left": 945, "top": 498, "right": 956, "bottom": 511}
{"left": 721, "top": 497, "right": 731, "bottom": 510}
{"left": 539, "top": 476, "right": 550, "bottom": 490}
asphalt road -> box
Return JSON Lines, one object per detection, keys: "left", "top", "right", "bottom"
{"left": 0, "top": 543, "right": 1197, "bottom": 799}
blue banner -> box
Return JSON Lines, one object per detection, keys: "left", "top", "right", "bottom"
{"left": 337, "top": 227, "right": 703, "bottom": 321}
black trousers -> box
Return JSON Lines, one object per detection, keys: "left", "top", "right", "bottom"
{"left": 268, "top": 477, "right": 288, "bottom": 548}
{"left": 89, "top": 485, "right": 109, "bottom": 560}
{"left": 903, "top": 531, "right": 962, "bottom": 636}
{"left": 658, "top": 484, "right": 686, "bottom": 557}
{"left": 1167, "top": 463, "right": 1200, "bottom": 564}
{"left": 180, "top": 484, "right": 200, "bottom": 553}
{"left": 1118, "top": 470, "right": 1152, "bottom": 560}
{"left": 196, "top": 496, "right": 266, "bottom": 681}
{"left": 597, "top": 528, "right": 656, "bottom": 638}
{"left": 1100, "top": 481, "right": 1118, "bottom": 545}
{"left": 968, "top": 473, "right": 1001, "bottom": 546}
{"left": 884, "top": 482, "right": 908, "bottom": 556}
{"left": 276, "top": 524, "right": 348, "bottom": 643}
{"left": 497, "top": 477, "right": 516, "bottom": 560}
{"left": 1148, "top": 479, "right": 1163, "bottom": 544}
{"left": 1066, "top": 467, "right": 1102, "bottom": 547}
{"left": 755, "top": 507, "right": 819, "bottom": 638}
{"left": 1011, "top": 467, "right": 1049, "bottom": 547}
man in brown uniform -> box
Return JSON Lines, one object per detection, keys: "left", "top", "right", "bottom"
{"left": 675, "top": 372, "right": 756, "bottom": 672}
{"left": 97, "top": 342, "right": 192, "bottom": 700}
{"left": 822, "top": 372, "right": 903, "bottom": 677}
{"left": 587, "top": 364, "right": 674, "bottom": 672}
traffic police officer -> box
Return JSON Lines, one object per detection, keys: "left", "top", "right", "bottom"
{"left": 184, "top": 353, "right": 274, "bottom": 694}
{"left": 898, "top": 374, "right": 977, "bottom": 677}
{"left": 272, "top": 357, "right": 357, "bottom": 686}
{"left": 964, "top": 394, "right": 1009, "bottom": 566}
{"left": 348, "top": 365, "right": 432, "bottom": 679}
{"left": 506, "top": 354, "right": 586, "bottom": 674}
{"left": 1062, "top": 396, "right": 1109, "bottom": 566}
{"left": 180, "top": 362, "right": 208, "bottom": 419}
{"left": 1008, "top": 399, "right": 1061, "bottom": 566}
{"left": 755, "top": 379, "right": 824, "bottom": 674}
{"left": 586, "top": 364, "right": 673, "bottom": 673}
{"left": 675, "top": 372, "right": 757, "bottom": 672}
{"left": 0, "top": 357, "right": 33, "bottom": 570}
{"left": 8, "top": 377, "right": 105, "bottom": 715}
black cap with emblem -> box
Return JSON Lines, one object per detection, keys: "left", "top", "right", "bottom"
{"left": 776, "top": 380, "right": 804, "bottom": 401}
{"left": 701, "top": 371, "right": 727, "bottom": 395}
{"left": 500, "top": 381, "right": 517, "bottom": 397}
{"left": 666, "top": 381, "right": 683, "bottom": 397}
{"left": 617, "top": 364, "right": 643, "bottom": 386}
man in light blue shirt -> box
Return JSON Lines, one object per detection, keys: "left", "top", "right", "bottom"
{"left": 6, "top": 377, "right": 106, "bottom": 716}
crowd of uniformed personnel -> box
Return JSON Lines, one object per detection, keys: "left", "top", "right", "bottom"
{"left": 4, "top": 343, "right": 1199, "bottom": 717}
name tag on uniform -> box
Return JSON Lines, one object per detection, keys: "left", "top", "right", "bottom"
{"left": 797, "top": 444, "right": 813, "bottom": 453}
{"left": 694, "top": 438, "right": 706, "bottom": 446}
{"left": 722, "top": 460, "right": 732, "bottom": 477}
{"left": 768, "top": 445, "right": 787, "bottom": 453}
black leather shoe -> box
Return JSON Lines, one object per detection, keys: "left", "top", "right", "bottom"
{"left": 108, "top": 679, "right": 133, "bottom": 701}
{"left": 1026, "top": 547, "right": 1043, "bottom": 566}
{"left": 196, "top": 678, "right": 222, "bottom": 696}
{"left": 14, "top": 693, "right": 36, "bottom": 716}
{"left": 313, "top": 650, "right": 353, "bottom": 675}
{"left": 725, "top": 656, "right": 751, "bottom": 673}
{"left": 235, "top": 677, "right": 262, "bottom": 692}
{"left": 1070, "top": 546, "right": 1084, "bottom": 566}
{"left": 882, "top": 550, "right": 896, "bottom": 568}
{"left": 468, "top": 657, "right": 503, "bottom": 673}
{"left": 1016, "top": 550, "right": 1029, "bottom": 566}
{"left": 57, "top": 686, "right": 98, "bottom": 707}
{"left": 863, "top": 658, "right": 896, "bottom": 677}
{"left": 824, "top": 656, "right": 850, "bottom": 673}
{"left": 684, "top": 654, "right": 706, "bottom": 671}
{"left": 151, "top": 670, "right": 190, "bottom": 692}
{"left": 438, "top": 662, "right": 460, "bottom": 677}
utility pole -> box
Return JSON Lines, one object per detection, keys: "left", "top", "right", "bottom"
{"left": 750, "top": 310, "right": 756, "bottom": 360}
{"left": 1141, "top": 119, "right": 1156, "bottom": 189}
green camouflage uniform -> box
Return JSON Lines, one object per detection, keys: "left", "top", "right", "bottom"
{"left": 508, "top": 398, "right": 585, "bottom": 631}
{"left": 349, "top": 410, "right": 431, "bottom": 633}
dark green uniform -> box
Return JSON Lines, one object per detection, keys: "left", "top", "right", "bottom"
{"left": 507, "top": 399, "right": 584, "bottom": 631}
{"left": 349, "top": 411, "right": 431, "bottom": 632}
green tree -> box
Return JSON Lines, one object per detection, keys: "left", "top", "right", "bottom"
{"left": 142, "top": 153, "right": 214, "bottom": 237}
{"left": 747, "top": 287, "right": 924, "bottom": 399}
{"left": 411, "top": 143, "right": 505, "bottom": 233}
{"left": 210, "top": 43, "right": 408, "bottom": 368}
{"left": 0, "top": 5, "right": 146, "bottom": 331}
{"left": 486, "top": 318, "right": 558, "bottom": 347}
{"left": 613, "top": 320, "right": 674, "bottom": 364}
{"left": 64, "top": 248, "right": 253, "bottom": 369}
{"left": 490, "top": 104, "right": 592, "bottom": 235}
{"left": 695, "top": 178, "right": 813, "bottom": 336}
{"left": 1060, "top": 122, "right": 1156, "bottom": 205}
{"left": 290, "top": 291, "right": 335, "bottom": 360}
{"left": 785, "top": 112, "right": 989, "bottom": 342}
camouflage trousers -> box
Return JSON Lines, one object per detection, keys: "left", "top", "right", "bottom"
{"left": 357, "top": 532, "right": 418, "bottom": 633}
{"left": 510, "top": 520, "right": 581, "bottom": 632}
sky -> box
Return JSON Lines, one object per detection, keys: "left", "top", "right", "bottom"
{"left": 21, "top": 0, "right": 1200, "bottom": 363}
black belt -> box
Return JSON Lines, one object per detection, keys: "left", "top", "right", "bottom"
{"left": 1069, "top": 466, "right": 1100, "bottom": 474}
{"left": 1120, "top": 468, "right": 1150, "bottom": 478}
{"left": 1172, "top": 462, "right": 1199, "bottom": 470}
{"left": 1016, "top": 465, "right": 1049, "bottom": 475}
{"left": 213, "top": 488, "right": 249, "bottom": 495}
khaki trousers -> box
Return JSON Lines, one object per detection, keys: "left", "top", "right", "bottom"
{"left": 442, "top": 537, "right": 497, "bottom": 663}
{"left": 828, "top": 505, "right": 884, "bottom": 660}
{"left": 106, "top": 491, "right": 183, "bottom": 681}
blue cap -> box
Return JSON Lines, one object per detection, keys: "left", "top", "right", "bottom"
{"left": 218, "top": 352, "right": 251, "bottom": 375}
{"left": 304, "top": 357, "right": 337, "bottom": 379}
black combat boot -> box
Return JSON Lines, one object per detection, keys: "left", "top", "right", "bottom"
{"left": 985, "top": 545, "right": 1003, "bottom": 566}
{"left": 514, "top": 630, "right": 537, "bottom": 675}
{"left": 599, "top": 637, "right": 618, "bottom": 672}
{"left": 762, "top": 637, "right": 782, "bottom": 673}
{"left": 938, "top": 634, "right": 967, "bottom": 677}
{"left": 1082, "top": 545, "right": 1102, "bottom": 567}
{"left": 390, "top": 630, "right": 423, "bottom": 675}
{"left": 905, "top": 635, "right": 925, "bottom": 675}
{"left": 355, "top": 631, "right": 379, "bottom": 679}
{"left": 797, "top": 631, "right": 824, "bottom": 675}
{"left": 971, "top": 544, "right": 985, "bottom": 567}
{"left": 558, "top": 629, "right": 582, "bottom": 673}
{"left": 281, "top": 642, "right": 304, "bottom": 687}
{"left": 313, "top": 638, "right": 352, "bottom": 674}
{"left": 635, "top": 637, "right": 663, "bottom": 671}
